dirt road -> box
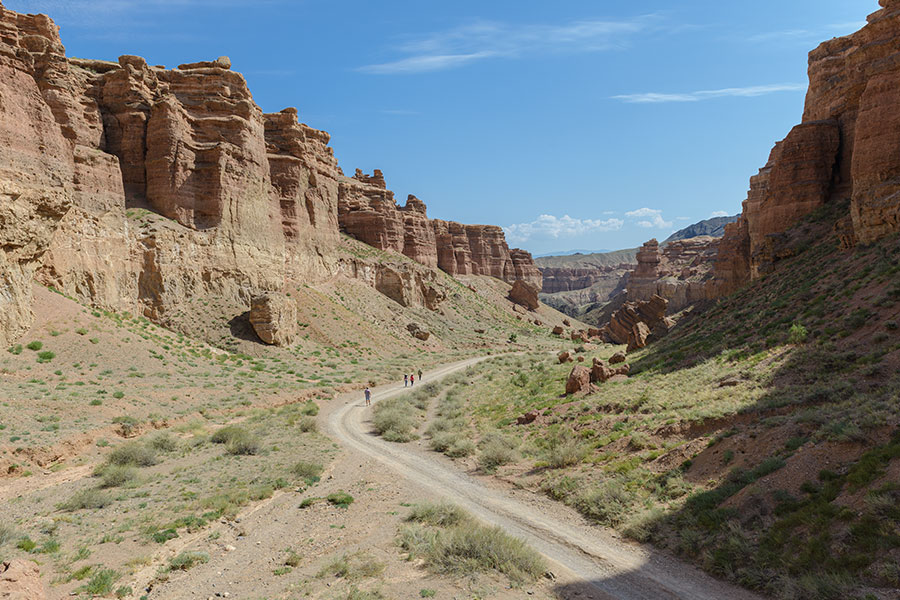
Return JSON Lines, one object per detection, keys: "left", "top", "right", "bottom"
{"left": 327, "top": 356, "right": 766, "bottom": 600}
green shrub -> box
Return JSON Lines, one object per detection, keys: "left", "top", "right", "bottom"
{"left": 326, "top": 492, "right": 354, "bottom": 508}
{"left": 16, "top": 536, "right": 37, "bottom": 552}
{"left": 168, "top": 551, "right": 209, "bottom": 571}
{"left": 316, "top": 551, "right": 384, "bottom": 580}
{"left": 36, "top": 351, "right": 55, "bottom": 363}
{"left": 112, "top": 391, "right": 125, "bottom": 399}
{"left": 292, "top": 460, "right": 323, "bottom": 483}
{"left": 210, "top": 425, "right": 247, "bottom": 444}
{"left": 573, "top": 479, "right": 636, "bottom": 526}
{"left": 8, "top": 344, "right": 22, "bottom": 355}
{"left": 60, "top": 488, "right": 113, "bottom": 511}
{"left": 406, "top": 502, "right": 469, "bottom": 527}
{"left": 0, "top": 524, "right": 16, "bottom": 548}
{"left": 78, "top": 569, "right": 119, "bottom": 595}
{"left": 298, "top": 417, "right": 318, "bottom": 433}
{"left": 26, "top": 341, "right": 43, "bottom": 351}
{"left": 477, "top": 436, "right": 519, "bottom": 473}
{"left": 226, "top": 434, "right": 260, "bottom": 456}
{"left": 429, "top": 431, "right": 460, "bottom": 453}
{"left": 148, "top": 432, "right": 178, "bottom": 452}
{"left": 788, "top": 322, "right": 808, "bottom": 344}
{"left": 445, "top": 438, "right": 475, "bottom": 458}
{"left": 428, "top": 521, "right": 545, "bottom": 583}
{"left": 97, "top": 465, "right": 138, "bottom": 488}
{"left": 544, "top": 436, "right": 589, "bottom": 469}
{"left": 372, "top": 401, "right": 417, "bottom": 442}
{"left": 107, "top": 442, "right": 157, "bottom": 467}
{"left": 301, "top": 401, "right": 319, "bottom": 416}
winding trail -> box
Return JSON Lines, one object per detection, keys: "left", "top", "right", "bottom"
{"left": 327, "top": 356, "right": 766, "bottom": 600}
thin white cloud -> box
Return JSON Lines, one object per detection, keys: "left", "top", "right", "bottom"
{"left": 613, "top": 83, "right": 806, "bottom": 104}
{"left": 625, "top": 208, "right": 672, "bottom": 229}
{"left": 747, "top": 21, "right": 865, "bottom": 43}
{"left": 504, "top": 214, "right": 624, "bottom": 245}
{"left": 360, "top": 15, "right": 663, "bottom": 74}
{"left": 710, "top": 210, "right": 730, "bottom": 218}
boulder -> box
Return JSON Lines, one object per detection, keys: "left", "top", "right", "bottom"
{"left": 565, "top": 365, "right": 593, "bottom": 395}
{"left": 407, "top": 323, "right": 431, "bottom": 341}
{"left": 508, "top": 279, "right": 540, "bottom": 310}
{"left": 591, "top": 358, "right": 630, "bottom": 383}
{"left": 576, "top": 356, "right": 585, "bottom": 362}
{"left": 563, "top": 319, "right": 571, "bottom": 327}
{"left": 570, "top": 331, "right": 586, "bottom": 342}
{"left": 609, "top": 351, "right": 626, "bottom": 364}
{"left": 627, "top": 322, "right": 651, "bottom": 352}
{"left": 605, "top": 295, "right": 669, "bottom": 345}
{"left": 557, "top": 351, "right": 573, "bottom": 363}
{"left": 552, "top": 326, "right": 564, "bottom": 336}
{"left": 0, "top": 560, "right": 45, "bottom": 600}
{"left": 516, "top": 411, "right": 539, "bottom": 425}
{"left": 249, "top": 293, "right": 298, "bottom": 346}
{"left": 587, "top": 328, "right": 602, "bottom": 338}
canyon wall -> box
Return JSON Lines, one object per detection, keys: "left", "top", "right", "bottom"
{"left": 0, "top": 3, "right": 541, "bottom": 345}
{"left": 712, "top": 0, "right": 900, "bottom": 293}
{"left": 339, "top": 170, "right": 542, "bottom": 289}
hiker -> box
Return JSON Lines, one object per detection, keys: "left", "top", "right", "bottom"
{"left": 404, "top": 374, "right": 408, "bottom": 387}
{"left": 417, "top": 369, "right": 422, "bottom": 381}
{"left": 410, "top": 373, "right": 415, "bottom": 386}
{"left": 364, "top": 387, "right": 371, "bottom": 407}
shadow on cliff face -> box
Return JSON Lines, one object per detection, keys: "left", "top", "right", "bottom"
{"left": 228, "top": 311, "right": 264, "bottom": 344}
{"left": 619, "top": 201, "right": 900, "bottom": 598}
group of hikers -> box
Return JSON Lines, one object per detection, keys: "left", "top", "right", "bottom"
{"left": 363, "top": 369, "right": 422, "bottom": 407}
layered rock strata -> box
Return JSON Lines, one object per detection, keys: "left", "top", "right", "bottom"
{"left": 601, "top": 294, "right": 672, "bottom": 349}
{"left": 712, "top": 0, "right": 900, "bottom": 293}
{"left": 339, "top": 170, "right": 541, "bottom": 289}
{"left": 0, "top": 3, "right": 538, "bottom": 345}
{"left": 626, "top": 237, "right": 720, "bottom": 312}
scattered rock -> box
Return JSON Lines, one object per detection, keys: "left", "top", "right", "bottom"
{"left": 557, "top": 351, "right": 573, "bottom": 364}
{"left": 627, "top": 321, "right": 651, "bottom": 352}
{"left": 407, "top": 323, "right": 431, "bottom": 341}
{"left": 474, "top": 329, "right": 485, "bottom": 334}
{"left": 576, "top": 356, "right": 585, "bottom": 362}
{"left": 570, "top": 330, "right": 586, "bottom": 343}
{"left": 565, "top": 365, "right": 593, "bottom": 395}
{"left": 563, "top": 319, "right": 571, "bottom": 327}
{"left": 609, "top": 351, "right": 626, "bottom": 364}
{"left": 552, "top": 326, "right": 564, "bottom": 336}
{"left": 249, "top": 293, "right": 298, "bottom": 346}
{"left": 508, "top": 279, "right": 540, "bottom": 310}
{"left": 516, "top": 411, "right": 539, "bottom": 425}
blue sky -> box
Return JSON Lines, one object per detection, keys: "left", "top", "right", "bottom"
{"left": 7, "top": 0, "right": 873, "bottom": 254}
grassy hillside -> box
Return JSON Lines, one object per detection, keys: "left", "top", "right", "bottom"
{"left": 387, "top": 201, "right": 900, "bottom": 600}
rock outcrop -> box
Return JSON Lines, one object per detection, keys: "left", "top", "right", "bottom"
{"left": 508, "top": 279, "right": 540, "bottom": 310}
{"left": 602, "top": 294, "right": 671, "bottom": 346}
{"left": 249, "top": 293, "right": 297, "bottom": 346}
{"left": 0, "top": 560, "right": 45, "bottom": 600}
{"left": 338, "top": 170, "right": 541, "bottom": 289}
{"left": 565, "top": 365, "right": 593, "bottom": 395}
{"left": 712, "top": 0, "right": 900, "bottom": 291}
{"left": 0, "top": 3, "right": 536, "bottom": 345}
{"left": 626, "top": 237, "right": 719, "bottom": 312}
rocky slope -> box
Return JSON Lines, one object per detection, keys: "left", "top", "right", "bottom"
{"left": 0, "top": 2, "right": 540, "bottom": 347}
{"left": 711, "top": 0, "right": 900, "bottom": 293}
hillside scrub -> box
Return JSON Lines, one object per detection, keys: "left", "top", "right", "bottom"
{"left": 415, "top": 205, "right": 900, "bottom": 599}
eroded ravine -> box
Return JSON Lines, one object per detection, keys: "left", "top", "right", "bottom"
{"left": 327, "top": 357, "right": 767, "bottom": 600}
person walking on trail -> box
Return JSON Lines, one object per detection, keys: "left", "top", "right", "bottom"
{"left": 417, "top": 369, "right": 422, "bottom": 381}
{"left": 364, "top": 387, "right": 371, "bottom": 407}
{"left": 404, "top": 374, "right": 408, "bottom": 387}
{"left": 410, "top": 373, "right": 415, "bottom": 386}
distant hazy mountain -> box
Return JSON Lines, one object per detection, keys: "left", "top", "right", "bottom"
{"left": 535, "top": 249, "right": 610, "bottom": 258}
{"left": 664, "top": 215, "right": 739, "bottom": 243}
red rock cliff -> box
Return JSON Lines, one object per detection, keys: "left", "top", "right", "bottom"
{"left": 713, "top": 0, "right": 900, "bottom": 293}
{"left": 339, "top": 170, "right": 542, "bottom": 289}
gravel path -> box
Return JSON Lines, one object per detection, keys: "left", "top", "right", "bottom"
{"left": 327, "top": 356, "right": 767, "bottom": 600}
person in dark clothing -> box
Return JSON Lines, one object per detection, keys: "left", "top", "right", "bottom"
{"left": 417, "top": 369, "right": 423, "bottom": 381}
{"left": 404, "top": 374, "right": 408, "bottom": 387}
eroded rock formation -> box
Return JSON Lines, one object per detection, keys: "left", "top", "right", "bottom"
{"left": 0, "top": 3, "right": 537, "bottom": 345}
{"left": 626, "top": 237, "right": 719, "bottom": 312}
{"left": 337, "top": 170, "right": 540, "bottom": 289}
{"left": 601, "top": 294, "right": 672, "bottom": 348}
{"left": 712, "top": 0, "right": 900, "bottom": 292}
{"left": 508, "top": 279, "right": 540, "bottom": 310}
{"left": 249, "top": 293, "right": 297, "bottom": 346}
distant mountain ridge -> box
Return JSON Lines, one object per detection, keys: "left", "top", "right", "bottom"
{"left": 664, "top": 215, "right": 739, "bottom": 243}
